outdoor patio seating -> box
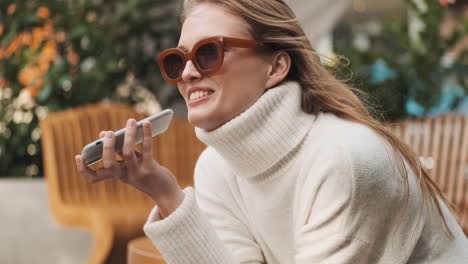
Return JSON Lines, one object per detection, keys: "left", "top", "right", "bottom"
{"left": 41, "top": 107, "right": 468, "bottom": 264}
{"left": 40, "top": 103, "right": 205, "bottom": 264}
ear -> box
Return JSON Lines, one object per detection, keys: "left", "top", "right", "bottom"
{"left": 265, "top": 51, "right": 291, "bottom": 89}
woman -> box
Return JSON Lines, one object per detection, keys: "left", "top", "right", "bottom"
{"left": 75, "top": 0, "right": 468, "bottom": 263}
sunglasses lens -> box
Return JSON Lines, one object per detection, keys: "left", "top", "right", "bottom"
{"left": 163, "top": 53, "right": 184, "bottom": 80}
{"left": 195, "top": 43, "right": 219, "bottom": 71}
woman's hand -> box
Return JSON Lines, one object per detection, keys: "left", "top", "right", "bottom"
{"left": 75, "top": 118, "right": 184, "bottom": 218}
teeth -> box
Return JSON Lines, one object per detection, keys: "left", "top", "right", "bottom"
{"left": 189, "top": 91, "right": 212, "bottom": 101}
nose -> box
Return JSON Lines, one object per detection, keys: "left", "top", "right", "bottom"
{"left": 181, "top": 60, "right": 202, "bottom": 83}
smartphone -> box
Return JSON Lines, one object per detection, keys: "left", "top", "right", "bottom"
{"left": 80, "top": 109, "right": 174, "bottom": 166}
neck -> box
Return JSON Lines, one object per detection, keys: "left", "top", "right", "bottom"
{"left": 195, "top": 81, "right": 316, "bottom": 180}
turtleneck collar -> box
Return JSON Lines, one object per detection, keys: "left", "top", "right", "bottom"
{"left": 195, "top": 81, "right": 316, "bottom": 179}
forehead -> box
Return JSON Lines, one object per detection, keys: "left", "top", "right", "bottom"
{"left": 178, "top": 3, "right": 251, "bottom": 51}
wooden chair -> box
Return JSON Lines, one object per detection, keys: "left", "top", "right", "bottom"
{"left": 387, "top": 114, "right": 468, "bottom": 235}
{"left": 40, "top": 103, "right": 205, "bottom": 264}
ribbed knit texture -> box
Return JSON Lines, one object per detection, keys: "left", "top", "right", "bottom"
{"left": 195, "top": 81, "right": 313, "bottom": 179}
{"left": 143, "top": 81, "right": 468, "bottom": 264}
{"left": 143, "top": 188, "right": 236, "bottom": 263}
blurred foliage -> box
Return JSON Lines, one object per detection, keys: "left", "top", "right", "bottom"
{"left": 0, "top": 0, "right": 181, "bottom": 177}
{"left": 333, "top": 0, "right": 468, "bottom": 121}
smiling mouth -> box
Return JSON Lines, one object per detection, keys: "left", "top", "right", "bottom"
{"left": 189, "top": 90, "right": 215, "bottom": 101}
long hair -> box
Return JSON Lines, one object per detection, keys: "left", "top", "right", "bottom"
{"left": 182, "top": 0, "right": 454, "bottom": 236}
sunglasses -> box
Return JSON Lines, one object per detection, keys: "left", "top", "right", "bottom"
{"left": 158, "top": 36, "right": 266, "bottom": 84}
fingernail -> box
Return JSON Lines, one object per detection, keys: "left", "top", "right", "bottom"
{"left": 131, "top": 119, "right": 136, "bottom": 126}
{"left": 127, "top": 119, "right": 136, "bottom": 127}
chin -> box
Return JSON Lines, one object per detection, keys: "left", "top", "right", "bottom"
{"left": 187, "top": 112, "right": 212, "bottom": 130}
{"left": 188, "top": 111, "right": 225, "bottom": 131}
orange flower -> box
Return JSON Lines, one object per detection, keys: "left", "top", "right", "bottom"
{"left": 5, "top": 37, "right": 21, "bottom": 58}
{"left": 38, "top": 61, "right": 51, "bottom": 73}
{"left": 38, "top": 41, "right": 56, "bottom": 73}
{"left": 0, "top": 79, "right": 7, "bottom": 88}
{"left": 31, "top": 27, "right": 46, "bottom": 50}
{"left": 41, "top": 41, "right": 57, "bottom": 60}
{"left": 37, "top": 6, "right": 51, "bottom": 19}
{"left": 20, "top": 65, "right": 44, "bottom": 98}
{"left": 18, "top": 32, "right": 32, "bottom": 46}
{"left": 2, "top": 32, "right": 33, "bottom": 58}
{"left": 33, "top": 27, "right": 46, "bottom": 39}
{"left": 18, "top": 65, "right": 42, "bottom": 87}
{"left": 439, "top": 0, "right": 456, "bottom": 6}
{"left": 7, "top": 4, "right": 16, "bottom": 15}
{"left": 44, "top": 20, "right": 54, "bottom": 35}
{"left": 0, "top": 24, "right": 4, "bottom": 37}
{"left": 25, "top": 79, "right": 44, "bottom": 97}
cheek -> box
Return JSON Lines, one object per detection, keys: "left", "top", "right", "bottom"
{"left": 216, "top": 53, "right": 269, "bottom": 86}
{"left": 213, "top": 56, "right": 269, "bottom": 110}
{"left": 177, "top": 85, "right": 182, "bottom": 96}
{"left": 177, "top": 84, "right": 187, "bottom": 101}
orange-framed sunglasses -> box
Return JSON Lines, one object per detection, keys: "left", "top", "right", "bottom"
{"left": 157, "top": 36, "right": 266, "bottom": 84}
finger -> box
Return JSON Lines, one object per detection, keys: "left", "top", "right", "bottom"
{"left": 99, "top": 131, "right": 106, "bottom": 138}
{"left": 122, "top": 119, "right": 138, "bottom": 170}
{"left": 75, "top": 155, "right": 98, "bottom": 183}
{"left": 102, "top": 131, "right": 116, "bottom": 169}
{"left": 117, "top": 150, "right": 141, "bottom": 159}
{"left": 94, "top": 163, "right": 124, "bottom": 182}
{"left": 142, "top": 121, "right": 153, "bottom": 163}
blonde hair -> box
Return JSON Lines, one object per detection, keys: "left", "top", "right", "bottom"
{"left": 182, "top": 0, "right": 454, "bottom": 236}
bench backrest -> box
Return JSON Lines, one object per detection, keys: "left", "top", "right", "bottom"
{"left": 387, "top": 114, "right": 468, "bottom": 234}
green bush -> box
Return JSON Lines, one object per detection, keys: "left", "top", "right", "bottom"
{"left": 333, "top": 0, "right": 468, "bottom": 121}
{"left": 0, "top": 0, "right": 181, "bottom": 177}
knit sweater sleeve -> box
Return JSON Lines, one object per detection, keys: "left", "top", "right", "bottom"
{"left": 143, "top": 148, "right": 263, "bottom": 264}
{"left": 293, "top": 123, "right": 423, "bottom": 264}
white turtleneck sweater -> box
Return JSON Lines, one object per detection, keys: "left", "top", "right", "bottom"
{"left": 143, "top": 81, "right": 468, "bottom": 264}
